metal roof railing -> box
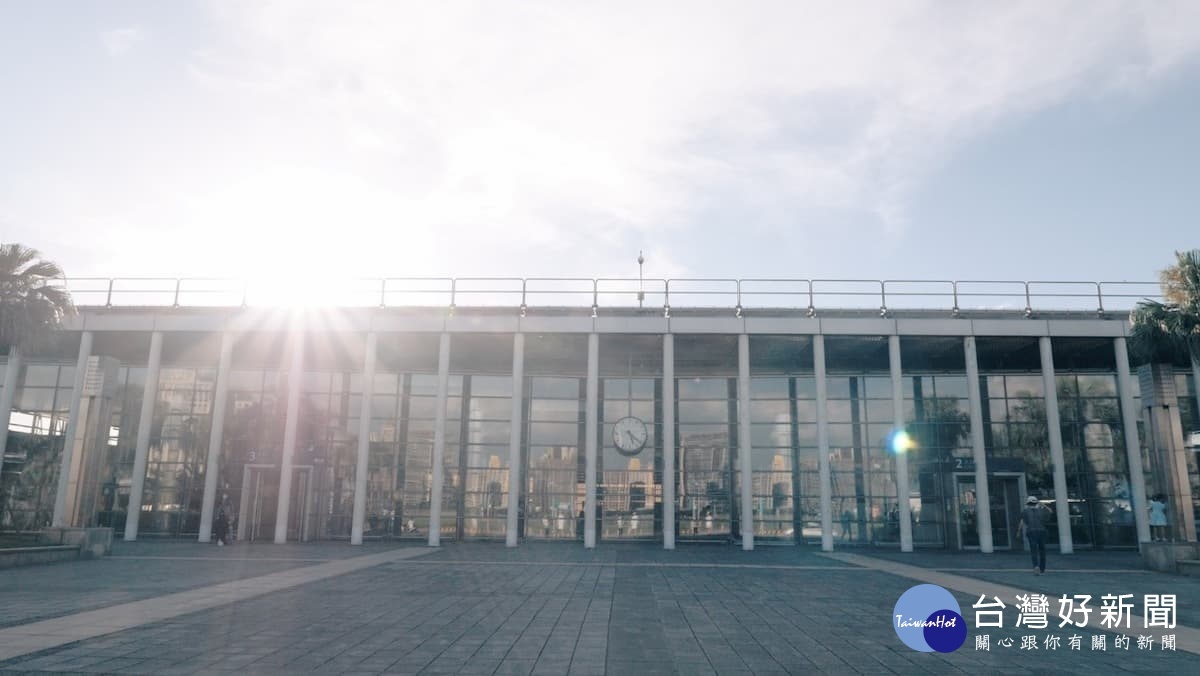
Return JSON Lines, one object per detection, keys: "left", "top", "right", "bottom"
{"left": 49, "top": 277, "right": 1162, "bottom": 317}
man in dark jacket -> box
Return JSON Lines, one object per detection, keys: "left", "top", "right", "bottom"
{"left": 1018, "top": 496, "right": 1050, "bottom": 575}
{"left": 214, "top": 508, "right": 230, "bottom": 547}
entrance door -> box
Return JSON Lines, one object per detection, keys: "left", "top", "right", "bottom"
{"left": 955, "top": 473, "right": 1025, "bottom": 550}
{"left": 239, "top": 465, "right": 279, "bottom": 542}
{"left": 989, "top": 475, "right": 1023, "bottom": 550}
{"left": 287, "top": 466, "right": 313, "bottom": 542}
{"left": 238, "top": 465, "right": 312, "bottom": 542}
{"left": 955, "top": 475, "right": 980, "bottom": 548}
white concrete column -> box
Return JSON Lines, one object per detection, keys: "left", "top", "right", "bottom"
{"left": 52, "top": 331, "right": 92, "bottom": 528}
{"left": 125, "top": 331, "right": 163, "bottom": 541}
{"left": 963, "top": 337, "right": 994, "bottom": 553}
{"left": 428, "top": 332, "right": 451, "bottom": 547}
{"left": 889, "top": 335, "right": 913, "bottom": 553}
{"left": 1114, "top": 337, "right": 1151, "bottom": 545}
{"left": 198, "top": 332, "right": 234, "bottom": 543}
{"left": 505, "top": 333, "right": 525, "bottom": 547}
{"left": 273, "top": 328, "right": 306, "bottom": 544}
{"left": 351, "top": 332, "right": 377, "bottom": 545}
{"left": 584, "top": 333, "right": 599, "bottom": 548}
{"left": 815, "top": 334, "right": 833, "bottom": 552}
{"left": 0, "top": 345, "right": 21, "bottom": 465}
{"left": 662, "top": 334, "right": 676, "bottom": 550}
{"left": 1039, "top": 336, "right": 1073, "bottom": 554}
{"left": 738, "top": 333, "right": 754, "bottom": 550}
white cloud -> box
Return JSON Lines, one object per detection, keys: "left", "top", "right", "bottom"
{"left": 188, "top": 0, "right": 1200, "bottom": 251}
{"left": 23, "top": 1, "right": 1192, "bottom": 283}
{"left": 101, "top": 27, "right": 143, "bottom": 56}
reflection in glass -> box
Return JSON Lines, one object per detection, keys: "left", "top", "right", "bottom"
{"left": 602, "top": 377, "right": 660, "bottom": 540}
{"left": 678, "top": 378, "right": 732, "bottom": 540}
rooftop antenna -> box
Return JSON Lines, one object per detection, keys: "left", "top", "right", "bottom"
{"left": 637, "top": 251, "right": 645, "bottom": 308}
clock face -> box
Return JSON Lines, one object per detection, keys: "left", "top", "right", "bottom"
{"left": 613, "top": 416, "right": 648, "bottom": 455}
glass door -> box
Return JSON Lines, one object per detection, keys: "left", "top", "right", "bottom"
{"left": 986, "top": 476, "right": 1012, "bottom": 550}
{"left": 239, "top": 464, "right": 280, "bottom": 542}
{"left": 955, "top": 475, "right": 980, "bottom": 548}
{"left": 287, "top": 466, "right": 312, "bottom": 542}
{"left": 237, "top": 465, "right": 311, "bottom": 542}
{"left": 957, "top": 474, "right": 1020, "bottom": 549}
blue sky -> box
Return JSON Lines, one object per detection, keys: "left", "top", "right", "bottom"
{"left": 1, "top": 1, "right": 1198, "bottom": 290}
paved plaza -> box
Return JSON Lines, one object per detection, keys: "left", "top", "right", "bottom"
{"left": 0, "top": 541, "right": 1197, "bottom": 674}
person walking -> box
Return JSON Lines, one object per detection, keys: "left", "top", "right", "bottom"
{"left": 1018, "top": 496, "right": 1049, "bottom": 575}
{"left": 1149, "top": 494, "right": 1169, "bottom": 542}
{"left": 213, "top": 507, "right": 230, "bottom": 547}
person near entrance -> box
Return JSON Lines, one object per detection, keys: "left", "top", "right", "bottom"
{"left": 213, "top": 507, "right": 230, "bottom": 547}
{"left": 1149, "top": 494, "right": 1169, "bottom": 542}
{"left": 1018, "top": 496, "right": 1049, "bottom": 575}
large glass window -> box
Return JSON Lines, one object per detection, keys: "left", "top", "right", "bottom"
{"left": 601, "top": 377, "right": 659, "bottom": 540}
{"left": 218, "top": 368, "right": 285, "bottom": 540}
{"left": 295, "top": 370, "right": 360, "bottom": 540}
{"left": 93, "top": 367, "right": 146, "bottom": 532}
{"left": 524, "top": 377, "right": 583, "bottom": 540}
{"left": 749, "top": 376, "right": 817, "bottom": 542}
{"left": 827, "top": 374, "right": 898, "bottom": 545}
{"left": 139, "top": 367, "right": 215, "bottom": 536}
{"left": 904, "top": 374, "right": 972, "bottom": 548}
{"left": 677, "top": 376, "right": 733, "bottom": 540}
{"left": 1056, "top": 372, "right": 1134, "bottom": 547}
{"left": 979, "top": 373, "right": 1059, "bottom": 545}
{"left": 461, "top": 375, "right": 511, "bottom": 538}
{"left": 372, "top": 373, "right": 463, "bottom": 539}
{"left": 598, "top": 335, "right": 664, "bottom": 541}
{"left": 1, "top": 362, "right": 73, "bottom": 530}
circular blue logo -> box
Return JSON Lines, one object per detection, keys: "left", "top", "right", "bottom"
{"left": 892, "top": 584, "right": 966, "bottom": 653}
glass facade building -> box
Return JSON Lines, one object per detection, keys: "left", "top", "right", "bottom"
{"left": 2, "top": 303, "right": 1198, "bottom": 553}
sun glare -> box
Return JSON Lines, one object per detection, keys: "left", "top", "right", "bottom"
{"left": 890, "top": 430, "right": 916, "bottom": 454}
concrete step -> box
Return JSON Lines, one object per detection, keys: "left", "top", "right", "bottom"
{"left": 0, "top": 545, "right": 79, "bottom": 569}
{"left": 1178, "top": 559, "right": 1200, "bottom": 577}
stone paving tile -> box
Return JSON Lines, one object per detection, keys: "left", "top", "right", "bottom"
{"left": 0, "top": 539, "right": 420, "bottom": 629}
{"left": 1, "top": 542, "right": 1197, "bottom": 673}
{"left": 859, "top": 549, "right": 1200, "bottom": 626}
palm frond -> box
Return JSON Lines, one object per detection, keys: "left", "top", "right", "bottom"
{"left": 16, "top": 260, "right": 65, "bottom": 280}
{"left": 0, "top": 243, "right": 75, "bottom": 350}
{"left": 1160, "top": 249, "right": 1200, "bottom": 310}
{"left": 0, "top": 243, "right": 41, "bottom": 275}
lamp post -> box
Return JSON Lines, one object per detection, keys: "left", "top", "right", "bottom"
{"left": 637, "top": 251, "right": 645, "bottom": 307}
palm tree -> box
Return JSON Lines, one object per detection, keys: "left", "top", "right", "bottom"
{"left": 1130, "top": 249, "right": 1200, "bottom": 364}
{"left": 1129, "top": 249, "right": 1200, "bottom": 544}
{"left": 0, "top": 243, "right": 75, "bottom": 351}
{"left": 0, "top": 244, "right": 74, "bottom": 518}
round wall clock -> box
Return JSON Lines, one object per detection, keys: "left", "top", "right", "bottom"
{"left": 613, "top": 415, "right": 648, "bottom": 455}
